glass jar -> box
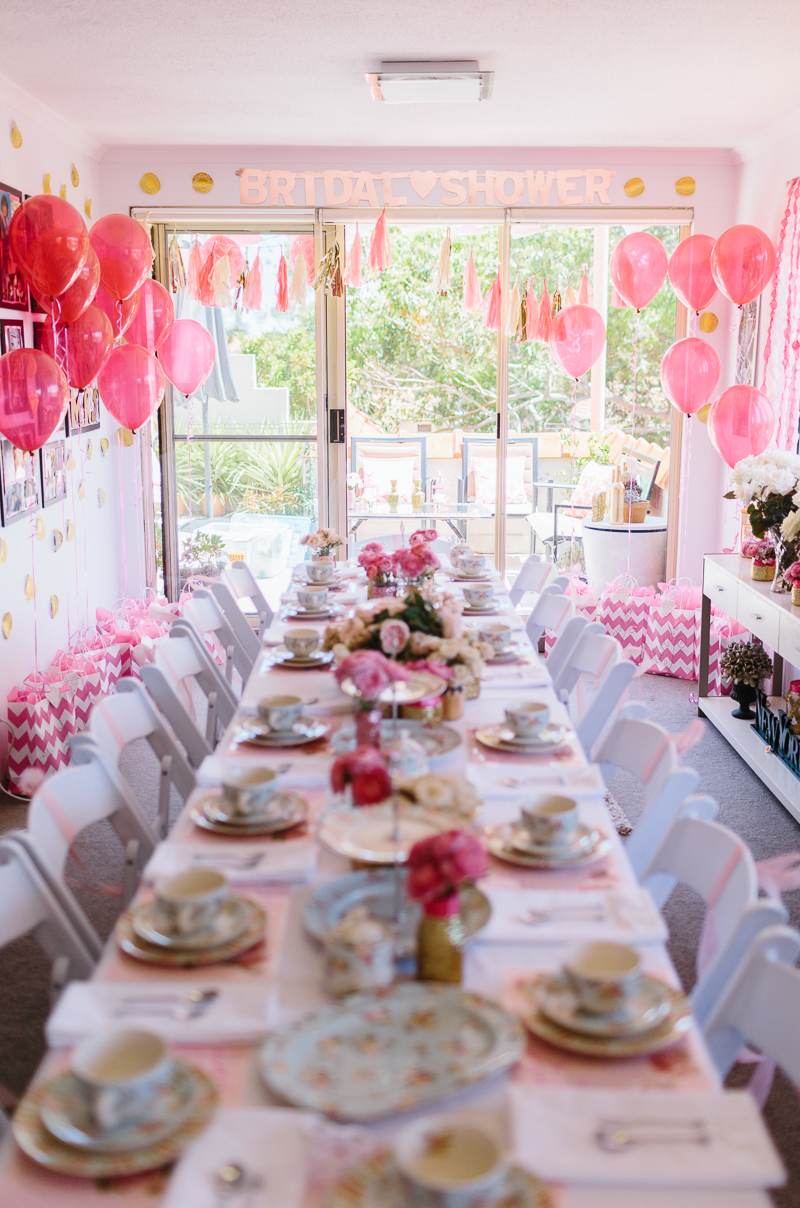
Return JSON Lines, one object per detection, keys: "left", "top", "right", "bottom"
{"left": 417, "top": 902, "right": 465, "bottom": 984}
{"left": 786, "top": 680, "right": 800, "bottom": 736}
{"left": 411, "top": 479, "right": 424, "bottom": 511}
{"left": 355, "top": 705, "right": 383, "bottom": 748}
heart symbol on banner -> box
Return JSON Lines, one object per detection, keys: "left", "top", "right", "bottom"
{"left": 409, "top": 171, "right": 438, "bottom": 199}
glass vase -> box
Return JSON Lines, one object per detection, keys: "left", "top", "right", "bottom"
{"left": 769, "top": 526, "right": 797, "bottom": 594}
{"left": 355, "top": 705, "right": 383, "bottom": 748}
{"left": 368, "top": 580, "right": 397, "bottom": 600}
{"left": 417, "top": 904, "right": 465, "bottom": 984}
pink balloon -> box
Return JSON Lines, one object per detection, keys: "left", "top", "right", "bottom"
{"left": 124, "top": 279, "right": 175, "bottom": 353}
{"left": 707, "top": 385, "right": 775, "bottom": 468}
{"left": 94, "top": 283, "right": 141, "bottom": 338}
{"left": 549, "top": 305, "right": 606, "bottom": 379}
{"left": 660, "top": 338, "right": 721, "bottom": 416}
{"left": 65, "top": 304, "right": 114, "bottom": 389}
{"left": 0, "top": 349, "right": 69, "bottom": 451}
{"left": 157, "top": 319, "right": 216, "bottom": 395}
{"left": 610, "top": 232, "right": 668, "bottom": 310}
{"left": 33, "top": 244, "right": 101, "bottom": 325}
{"left": 711, "top": 225, "right": 775, "bottom": 306}
{"left": 97, "top": 344, "right": 165, "bottom": 432}
{"left": 89, "top": 214, "right": 154, "bottom": 302}
{"left": 8, "top": 195, "right": 89, "bottom": 300}
{"left": 668, "top": 235, "right": 718, "bottom": 312}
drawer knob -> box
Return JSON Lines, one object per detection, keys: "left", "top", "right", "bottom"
{"left": 754, "top": 614, "right": 763, "bottom": 620}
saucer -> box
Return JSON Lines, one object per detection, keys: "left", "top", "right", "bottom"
{"left": 483, "top": 642, "right": 527, "bottom": 664}
{"left": 191, "top": 790, "right": 307, "bottom": 836}
{"left": 328, "top": 1151, "right": 548, "bottom": 1208}
{"left": 40, "top": 1058, "right": 197, "bottom": 1153}
{"left": 452, "top": 572, "right": 493, "bottom": 582}
{"left": 116, "top": 897, "right": 266, "bottom": 967}
{"left": 235, "top": 719, "right": 329, "bottom": 747}
{"left": 14, "top": 1064, "right": 217, "bottom": 1177}
{"left": 266, "top": 647, "right": 334, "bottom": 669}
{"left": 475, "top": 722, "right": 570, "bottom": 753}
{"left": 284, "top": 606, "right": 338, "bottom": 621}
{"left": 520, "top": 974, "right": 692, "bottom": 1058}
{"left": 485, "top": 822, "right": 612, "bottom": 869}
{"left": 462, "top": 604, "right": 500, "bottom": 616}
{"left": 132, "top": 895, "right": 250, "bottom": 950}
{"left": 203, "top": 788, "right": 300, "bottom": 827}
{"left": 536, "top": 972, "right": 674, "bottom": 1038}
{"left": 509, "top": 824, "right": 595, "bottom": 857}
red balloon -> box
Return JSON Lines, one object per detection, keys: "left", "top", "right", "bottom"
{"left": 97, "top": 345, "right": 165, "bottom": 432}
{"left": 32, "top": 244, "right": 101, "bottom": 325}
{"left": 8, "top": 195, "right": 88, "bottom": 300}
{"left": 549, "top": 304, "right": 606, "bottom": 379}
{"left": 94, "top": 283, "right": 141, "bottom": 338}
{"left": 710, "top": 225, "right": 775, "bottom": 306}
{"left": 89, "top": 214, "right": 153, "bottom": 302}
{"left": 668, "top": 235, "right": 718, "bottom": 312}
{"left": 707, "top": 385, "right": 775, "bottom": 468}
{"left": 0, "top": 349, "right": 69, "bottom": 451}
{"left": 64, "top": 304, "right": 114, "bottom": 389}
{"left": 660, "top": 338, "right": 721, "bottom": 416}
{"left": 124, "top": 279, "right": 175, "bottom": 353}
{"left": 610, "top": 232, "right": 668, "bottom": 310}
{"left": 157, "top": 319, "right": 216, "bottom": 395}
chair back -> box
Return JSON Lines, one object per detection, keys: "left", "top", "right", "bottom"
{"left": 551, "top": 629, "right": 636, "bottom": 757}
{"left": 525, "top": 586, "right": 573, "bottom": 647}
{"left": 507, "top": 556, "right": 550, "bottom": 608}
{"left": 140, "top": 633, "right": 236, "bottom": 765}
{"left": 89, "top": 679, "right": 196, "bottom": 802}
{"left": 351, "top": 436, "right": 427, "bottom": 502}
{"left": 460, "top": 436, "right": 538, "bottom": 513}
{"left": 211, "top": 581, "right": 263, "bottom": 663}
{"left": 181, "top": 589, "right": 253, "bottom": 683}
{"left": 547, "top": 618, "right": 602, "bottom": 689}
{"left": 225, "top": 559, "right": 274, "bottom": 635}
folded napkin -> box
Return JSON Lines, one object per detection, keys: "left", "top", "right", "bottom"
{"left": 468, "top": 762, "right": 604, "bottom": 801}
{"left": 476, "top": 888, "right": 667, "bottom": 945}
{"left": 480, "top": 669, "right": 549, "bottom": 689}
{"left": 508, "top": 1086, "right": 784, "bottom": 1188}
{"left": 46, "top": 982, "right": 271, "bottom": 1047}
{"left": 144, "top": 838, "right": 317, "bottom": 884}
{"left": 197, "top": 753, "right": 331, "bottom": 789}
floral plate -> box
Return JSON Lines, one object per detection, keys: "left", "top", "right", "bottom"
{"left": 192, "top": 789, "right": 307, "bottom": 835}
{"left": 475, "top": 724, "right": 571, "bottom": 754}
{"left": 484, "top": 823, "right": 612, "bottom": 869}
{"left": 339, "top": 671, "right": 447, "bottom": 706}
{"left": 258, "top": 983, "right": 525, "bottom": 1121}
{"left": 264, "top": 647, "right": 335, "bottom": 670}
{"left": 379, "top": 719, "right": 461, "bottom": 759}
{"left": 12, "top": 1064, "right": 217, "bottom": 1177}
{"left": 132, "top": 895, "right": 250, "bottom": 950}
{"left": 303, "top": 870, "right": 490, "bottom": 957}
{"left": 116, "top": 897, "right": 265, "bottom": 966}
{"left": 317, "top": 803, "right": 449, "bottom": 864}
{"left": 328, "top": 1151, "right": 552, "bottom": 1208}
{"left": 234, "top": 719, "right": 329, "bottom": 747}
{"left": 537, "top": 971, "right": 673, "bottom": 1038}
{"left": 284, "top": 605, "right": 340, "bottom": 621}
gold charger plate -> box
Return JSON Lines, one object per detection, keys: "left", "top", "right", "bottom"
{"left": 12, "top": 1064, "right": 217, "bottom": 1177}
{"left": 520, "top": 974, "right": 692, "bottom": 1057}
{"left": 475, "top": 723, "right": 571, "bottom": 754}
{"left": 328, "top": 1151, "right": 552, "bottom": 1208}
{"left": 339, "top": 670, "right": 446, "bottom": 706}
{"left": 116, "top": 897, "right": 265, "bottom": 966}
{"left": 191, "top": 789, "right": 307, "bottom": 836}
{"left": 484, "top": 823, "right": 612, "bottom": 869}
{"left": 318, "top": 803, "right": 450, "bottom": 864}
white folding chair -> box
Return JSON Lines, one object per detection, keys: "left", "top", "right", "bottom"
{"left": 703, "top": 925, "right": 800, "bottom": 1085}
{"left": 552, "top": 629, "right": 636, "bottom": 758}
{"left": 69, "top": 678, "right": 196, "bottom": 840}
{"left": 546, "top": 619, "right": 604, "bottom": 687}
{"left": 525, "top": 585, "right": 574, "bottom": 648}
{"left": 595, "top": 715, "right": 700, "bottom": 879}
{"left": 225, "top": 559, "right": 274, "bottom": 639}
{"left": 140, "top": 634, "right": 237, "bottom": 767}
{"left": 211, "top": 580, "right": 263, "bottom": 665}
{"left": 180, "top": 588, "right": 253, "bottom": 685}
{"left": 639, "top": 806, "right": 786, "bottom": 1027}
{"left": 507, "top": 555, "right": 550, "bottom": 609}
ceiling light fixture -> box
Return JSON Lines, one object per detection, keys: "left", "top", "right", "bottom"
{"left": 366, "top": 61, "right": 493, "bottom": 105}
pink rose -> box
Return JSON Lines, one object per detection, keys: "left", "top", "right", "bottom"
{"left": 409, "top": 529, "right": 437, "bottom": 545}
{"left": 380, "top": 618, "right": 410, "bottom": 655}
{"left": 406, "top": 830, "right": 488, "bottom": 912}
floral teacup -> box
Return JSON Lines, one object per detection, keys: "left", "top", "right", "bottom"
{"left": 458, "top": 554, "right": 486, "bottom": 578}
{"left": 463, "top": 584, "right": 494, "bottom": 608}
{"left": 284, "top": 628, "right": 319, "bottom": 657}
{"left": 307, "top": 563, "right": 335, "bottom": 584}
{"left": 297, "top": 586, "right": 328, "bottom": 611}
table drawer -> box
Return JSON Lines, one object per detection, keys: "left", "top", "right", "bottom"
{"left": 736, "top": 589, "right": 780, "bottom": 649}
{"left": 779, "top": 612, "right": 800, "bottom": 668}
{"left": 703, "top": 562, "right": 738, "bottom": 615}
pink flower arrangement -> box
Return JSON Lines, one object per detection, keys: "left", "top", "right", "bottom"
{"left": 334, "top": 649, "right": 410, "bottom": 701}
{"left": 392, "top": 542, "right": 440, "bottom": 581}
{"left": 783, "top": 560, "right": 800, "bottom": 587}
{"left": 404, "top": 657, "right": 453, "bottom": 681}
{"left": 331, "top": 746, "right": 392, "bottom": 806}
{"left": 753, "top": 540, "right": 776, "bottom": 566}
{"left": 409, "top": 529, "right": 438, "bottom": 546}
{"left": 358, "top": 542, "right": 395, "bottom": 584}
{"left": 406, "top": 830, "right": 489, "bottom": 916}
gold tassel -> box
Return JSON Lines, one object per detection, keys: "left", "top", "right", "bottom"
{"left": 312, "top": 240, "right": 344, "bottom": 297}
{"left": 551, "top": 290, "right": 562, "bottom": 317}
{"left": 432, "top": 228, "right": 451, "bottom": 297}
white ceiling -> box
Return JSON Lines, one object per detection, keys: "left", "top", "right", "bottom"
{"left": 2, "top": 0, "right": 799, "bottom": 150}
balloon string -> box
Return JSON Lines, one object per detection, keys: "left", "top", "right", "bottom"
{"left": 779, "top": 183, "right": 800, "bottom": 450}
{"left": 679, "top": 417, "right": 694, "bottom": 579}
{"left": 29, "top": 499, "right": 38, "bottom": 677}
{"left": 627, "top": 311, "right": 639, "bottom": 579}
{"left": 69, "top": 435, "right": 81, "bottom": 633}
{"left": 79, "top": 436, "right": 90, "bottom": 629}
{"left": 117, "top": 437, "right": 129, "bottom": 599}
{"left": 59, "top": 454, "right": 72, "bottom": 643}
{"left": 132, "top": 433, "right": 145, "bottom": 592}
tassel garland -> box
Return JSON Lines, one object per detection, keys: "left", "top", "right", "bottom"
{"left": 168, "top": 233, "right": 186, "bottom": 294}
{"left": 290, "top": 247, "right": 308, "bottom": 306}
{"left": 211, "top": 253, "right": 233, "bottom": 308}
{"left": 367, "top": 208, "right": 391, "bottom": 273}
{"left": 186, "top": 237, "right": 202, "bottom": 301}
{"left": 551, "top": 289, "right": 562, "bottom": 317}
{"left": 538, "top": 280, "right": 552, "bottom": 342}
{"left": 242, "top": 254, "right": 263, "bottom": 310}
{"left": 515, "top": 290, "right": 528, "bottom": 344}
{"left": 275, "top": 251, "right": 289, "bottom": 313}
{"left": 526, "top": 281, "right": 539, "bottom": 340}
{"left": 564, "top": 277, "right": 577, "bottom": 307}
{"left": 504, "top": 276, "right": 520, "bottom": 339}
{"left": 313, "top": 239, "right": 344, "bottom": 297}
{"left": 611, "top": 283, "right": 628, "bottom": 308}
{"left": 579, "top": 268, "right": 590, "bottom": 304}
{"left": 433, "top": 228, "right": 451, "bottom": 297}
{"left": 343, "top": 224, "right": 363, "bottom": 288}
{"left": 462, "top": 250, "right": 482, "bottom": 312}
{"left": 483, "top": 272, "right": 502, "bottom": 331}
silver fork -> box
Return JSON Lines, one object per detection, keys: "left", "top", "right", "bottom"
{"left": 516, "top": 905, "right": 606, "bottom": 925}
{"left": 596, "top": 1117, "right": 710, "bottom": 1153}
{"left": 114, "top": 988, "right": 219, "bottom": 1020}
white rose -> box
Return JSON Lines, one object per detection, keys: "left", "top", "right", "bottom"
{"left": 782, "top": 510, "right": 800, "bottom": 542}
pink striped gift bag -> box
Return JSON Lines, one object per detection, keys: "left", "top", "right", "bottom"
{"left": 543, "top": 575, "right": 597, "bottom": 655}
{"left": 707, "top": 609, "right": 751, "bottom": 696}
{"left": 644, "top": 580, "right": 703, "bottom": 679}
{"left": 596, "top": 574, "right": 657, "bottom": 664}
{"left": 6, "top": 674, "right": 79, "bottom": 791}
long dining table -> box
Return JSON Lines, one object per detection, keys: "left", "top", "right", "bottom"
{"left": 0, "top": 564, "right": 777, "bottom": 1208}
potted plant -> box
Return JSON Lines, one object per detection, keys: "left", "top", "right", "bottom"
{"left": 720, "top": 640, "right": 773, "bottom": 720}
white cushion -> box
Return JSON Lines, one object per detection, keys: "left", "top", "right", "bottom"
{"left": 359, "top": 455, "right": 417, "bottom": 502}
{"left": 473, "top": 455, "right": 528, "bottom": 507}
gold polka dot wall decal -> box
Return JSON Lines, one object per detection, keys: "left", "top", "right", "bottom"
{"left": 59, "top": 184, "right": 66, "bottom": 199}
{"left": 0, "top": 538, "right": 6, "bottom": 564}
{"left": 100, "top": 437, "right": 109, "bottom": 455}
{"left": 10, "top": 121, "right": 21, "bottom": 148}
{"left": 50, "top": 595, "right": 58, "bottom": 619}
{"left": 43, "top": 173, "right": 51, "bottom": 194}
{"left": 98, "top": 488, "right": 106, "bottom": 508}
{"left": 140, "top": 172, "right": 160, "bottom": 195}
{"left": 71, "top": 164, "right": 79, "bottom": 188}
{"left": 115, "top": 427, "right": 134, "bottom": 447}
{"left": 66, "top": 519, "right": 75, "bottom": 542}
{"left": 697, "top": 403, "right": 711, "bottom": 423}
{"left": 192, "top": 172, "right": 214, "bottom": 194}
{"left": 24, "top": 575, "right": 35, "bottom": 600}
{"left": 78, "top": 482, "right": 85, "bottom": 500}
{"left": 86, "top": 439, "right": 93, "bottom": 459}
{"left": 66, "top": 452, "right": 75, "bottom": 471}
{"left": 624, "top": 177, "right": 645, "bottom": 198}
{"left": 36, "top": 515, "right": 45, "bottom": 541}
{"left": 53, "top": 528, "right": 63, "bottom": 551}
{"left": 84, "top": 199, "right": 92, "bottom": 219}
{"left": 699, "top": 312, "right": 719, "bottom": 333}
{"left": 675, "top": 176, "right": 696, "bottom": 196}
{"left": 2, "top": 614, "right": 11, "bottom": 639}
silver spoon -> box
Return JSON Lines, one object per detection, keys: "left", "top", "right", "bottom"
{"left": 596, "top": 1119, "right": 709, "bottom": 1153}
{"left": 213, "top": 1162, "right": 263, "bottom": 1205}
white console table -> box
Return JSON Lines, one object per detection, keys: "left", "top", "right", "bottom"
{"left": 699, "top": 553, "right": 800, "bottom": 822}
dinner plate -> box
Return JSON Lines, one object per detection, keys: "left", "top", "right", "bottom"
{"left": 235, "top": 719, "right": 329, "bottom": 747}
{"left": 116, "top": 898, "right": 266, "bottom": 967}
{"left": 39, "top": 1058, "right": 199, "bottom": 1153}
{"left": 484, "top": 822, "right": 612, "bottom": 869}
{"left": 509, "top": 823, "right": 596, "bottom": 857}
{"left": 338, "top": 671, "right": 447, "bottom": 706}
{"left": 461, "top": 604, "right": 501, "bottom": 616}
{"left": 303, "top": 870, "right": 490, "bottom": 957}
{"left": 328, "top": 1152, "right": 549, "bottom": 1208}
{"left": 379, "top": 719, "right": 461, "bottom": 759}
{"left": 190, "top": 790, "right": 307, "bottom": 836}
{"left": 13, "top": 1064, "right": 216, "bottom": 1177}
{"left": 265, "top": 647, "right": 334, "bottom": 669}
{"left": 258, "top": 983, "right": 525, "bottom": 1121}
{"left": 536, "top": 972, "right": 674, "bottom": 1038}
{"left": 520, "top": 974, "right": 692, "bottom": 1057}
{"left": 317, "top": 802, "right": 449, "bottom": 864}
{"left": 132, "top": 895, "right": 250, "bottom": 950}
{"left": 475, "top": 723, "right": 571, "bottom": 754}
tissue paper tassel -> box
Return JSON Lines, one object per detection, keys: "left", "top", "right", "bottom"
{"left": 432, "top": 229, "right": 451, "bottom": 297}
{"left": 526, "top": 282, "right": 539, "bottom": 340}
{"left": 483, "top": 272, "right": 502, "bottom": 331}
{"left": 168, "top": 234, "right": 186, "bottom": 294}
{"left": 275, "top": 252, "right": 289, "bottom": 313}
{"left": 579, "top": 268, "right": 590, "bottom": 304}
{"left": 185, "top": 237, "right": 203, "bottom": 301}
{"left": 538, "top": 280, "right": 552, "bottom": 341}
{"left": 367, "top": 208, "right": 391, "bottom": 273}
{"left": 515, "top": 291, "right": 528, "bottom": 344}
{"left": 504, "top": 277, "right": 520, "bottom": 339}
{"left": 343, "top": 226, "right": 363, "bottom": 288}
{"left": 611, "top": 283, "right": 628, "bottom": 308}
{"left": 312, "top": 240, "right": 344, "bottom": 297}
{"left": 462, "top": 250, "right": 482, "bottom": 312}
{"left": 211, "top": 253, "right": 233, "bottom": 309}
{"left": 242, "top": 254, "right": 263, "bottom": 310}
{"left": 290, "top": 247, "right": 308, "bottom": 306}
{"left": 565, "top": 277, "right": 577, "bottom": 307}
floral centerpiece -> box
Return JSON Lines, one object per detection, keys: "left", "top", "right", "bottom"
{"left": 720, "top": 639, "right": 774, "bottom": 720}
{"left": 784, "top": 561, "right": 800, "bottom": 606}
{"left": 300, "top": 527, "right": 343, "bottom": 559}
{"left": 395, "top": 773, "right": 480, "bottom": 823}
{"left": 406, "top": 830, "right": 489, "bottom": 983}
{"left": 750, "top": 538, "right": 776, "bottom": 582}
{"left": 334, "top": 649, "right": 410, "bottom": 746}
{"left": 393, "top": 530, "right": 441, "bottom": 585}
{"left": 725, "top": 453, "right": 800, "bottom": 592}
{"left": 330, "top": 746, "right": 392, "bottom": 806}
{"left": 358, "top": 541, "right": 397, "bottom": 598}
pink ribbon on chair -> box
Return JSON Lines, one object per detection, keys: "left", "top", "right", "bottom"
{"left": 575, "top": 639, "right": 618, "bottom": 721}
{"left": 40, "top": 783, "right": 123, "bottom": 900}
{"left": 640, "top": 718, "right": 706, "bottom": 785}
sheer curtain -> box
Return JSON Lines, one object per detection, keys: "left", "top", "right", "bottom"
{"left": 761, "top": 177, "right": 800, "bottom": 451}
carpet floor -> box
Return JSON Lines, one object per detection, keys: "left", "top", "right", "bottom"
{"left": 1, "top": 673, "right": 799, "bottom": 1204}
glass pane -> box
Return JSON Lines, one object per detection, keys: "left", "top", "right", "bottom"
{"left": 345, "top": 223, "right": 499, "bottom": 564}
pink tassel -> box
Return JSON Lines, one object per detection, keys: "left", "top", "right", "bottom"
{"left": 186, "top": 237, "right": 202, "bottom": 301}
{"left": 344, "top": 224, "right": 363, "bottom": 287}
{"left": 368, "top": 208, "right": 391, "bottom": 273}
{"left": 526, "top": 281, "right": 539, "bottom": 340}
{"left": 462, "top": 251, "right": 482, "bottom": 312}
{"left": 579, "top": 269, "right": 590, "bottom": 304}
{"left": 611, "top": 283, "right": 628, "bottom": 308}
{"left": 196, "top": 246, "right": 217, "bottom": 306}
{"left": 275, "top": 252, "right": 289, "bottom": 312}
{"left": 538, "top": 279, "right": 552, "bottom": 342}
{"left": 301, "top": 236, "right": 315, "bottom": 282}
{"left": 243, "top": 253, "right": 263, "bottom": 310}
{"left": 483, "top": 273, "right": 502, "bottom": 331}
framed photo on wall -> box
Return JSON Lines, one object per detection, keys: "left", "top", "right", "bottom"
{"left": 0, "top": 319, "right": 24, "bottom": 354}
{"left": 32, "top": 320, "right": 45, "bottom": 350}
{"left": 0, "top": 182, "right": 29, "bottom": 311}
{"left": 0, "top": 438, "right": 41, "bottom": 525}
{"left": 66, "top": 384, "right": 101, "bottom": 434}
{"left": 40, "top": 439, "right": 67, "bottom": 509}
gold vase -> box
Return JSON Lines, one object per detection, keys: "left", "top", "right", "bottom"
{"left": 442, "top": 688, "right": 464, "bottom": 719}
{"left": 411, "top": 479, "right": 424, "bottom": 511}
{"left": 400, "top": 701, "right": 444, "bottom": 724}
{"left": 417, "top": 909, "right": 464, "bottom": 984}
{"left": 465, "top": 676, "right": 480, "bottom": 700}
{"left": 388, "top": 479, "right": 399, "bottom": 513}
{"left": 792, "top": 585, "right": 800, "bottom": 607}
{"left": 751, "top": 561, "right": 776, "bottom": 581}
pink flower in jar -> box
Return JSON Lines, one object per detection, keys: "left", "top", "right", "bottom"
{"left": 406, "top": 830, "right": 488, "bottom": 913}
{"left": 409, "top": 529, "right": 438, "bottom": 546}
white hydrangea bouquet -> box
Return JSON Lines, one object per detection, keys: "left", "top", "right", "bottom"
{"left": 725, "top": 453, "right": 800, "bottom": 592}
